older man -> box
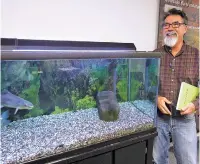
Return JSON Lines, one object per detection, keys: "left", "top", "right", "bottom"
{"left": 153, "top": 8, "right": 199, "bottom": 164}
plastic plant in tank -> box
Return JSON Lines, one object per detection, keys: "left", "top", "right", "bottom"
{"left": 76, "top": 95, "right": 96, "bottom": 110}
{"left": 19, "top": 66, "right": 45, "bottom": 118}
{"left": 51, "top": 106, "right": 70, "bottom": 114}
{"left": 116, "top": 62, "right": 128, "bottom": 102}
{"left": 90, "top": 67, "right": 108, "bottom": 92}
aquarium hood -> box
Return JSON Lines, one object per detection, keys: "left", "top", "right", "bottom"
{"left": 1, "top": 38, "right": 162, "bottom": 60}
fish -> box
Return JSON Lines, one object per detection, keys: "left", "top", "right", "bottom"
{"left": 32, "top": 70, "right": 43, "bottom": 74}
{"left": 1, "top": 90, "right": 34, "bottom": 114}
{"left": 59, "top": 67, "right": 80, "bottom": 71}
{"left": 1, "top": 110, "right": 11, "bottom": 125}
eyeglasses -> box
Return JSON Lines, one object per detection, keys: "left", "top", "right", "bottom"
{"left": 162, "top": 22, "right": 186, "bottom": 29}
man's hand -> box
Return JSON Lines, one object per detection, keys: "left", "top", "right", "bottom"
{"left": 157, "top": 96, "right": 172, "bottom": 115}
{"left": 180, "top": 103, "right": 196, "bottom": 115}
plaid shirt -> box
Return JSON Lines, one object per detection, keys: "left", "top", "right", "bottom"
{"left": 154, "top": 43, "right": 199, "bottom": 112}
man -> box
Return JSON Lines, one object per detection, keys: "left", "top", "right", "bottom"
{"left": 153, "top": 8, "right": 199, "bottom": 164}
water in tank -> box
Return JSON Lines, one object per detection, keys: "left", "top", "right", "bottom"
{"left": 1, "top": 48, "right": 160, "bottom": 163}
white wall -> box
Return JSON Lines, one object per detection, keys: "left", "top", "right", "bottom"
{"left": 1, "top": 0, "right": 160, "bottom": 51}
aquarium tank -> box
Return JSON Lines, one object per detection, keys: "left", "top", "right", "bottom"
{"left": 1, "top": 44, "right": 161, "bottom": 164}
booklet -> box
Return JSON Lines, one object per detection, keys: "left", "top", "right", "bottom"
{"left": 176, "top": 82, "right": 199, "bottom": 110}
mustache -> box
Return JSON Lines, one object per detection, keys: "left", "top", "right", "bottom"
{"left": 165, "top": 31, "right": 177, "bottom": 37}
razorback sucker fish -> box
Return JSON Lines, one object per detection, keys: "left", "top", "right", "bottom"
{"left": 1, "top": 90, "right": 34, "bottom": 114}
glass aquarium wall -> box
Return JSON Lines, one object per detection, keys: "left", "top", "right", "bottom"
{"left": 1, "top": 48, "right": 160, "bottom": 164}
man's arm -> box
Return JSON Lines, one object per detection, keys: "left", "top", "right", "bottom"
{"left": 181, "top": 48, "right": 199, "bottom": 115}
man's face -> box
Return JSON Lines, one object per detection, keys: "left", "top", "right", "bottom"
{"left": 163, "top": 15, "right": 187, "bottom": 47}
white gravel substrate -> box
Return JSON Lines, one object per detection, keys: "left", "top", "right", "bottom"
{"left": 1, "top": 100, "right": 155, "bottom": 164}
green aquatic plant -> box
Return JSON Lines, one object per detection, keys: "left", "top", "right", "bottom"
{"left": 51, "top": 106, "right": 70, "bottom": 114}
{"left": 90, "top": 67, "right": 108, "bottom": 92}
{"left": 91, "top": 67, "right": 108, "bottom": 82}
{"left": 24, "top": 107, "right": 44, "bottom": 118}
{"left": 19, "top": 68, "right": 43, "bottom": 118}
{"left": 116, "top": 64, "right": 128, "bottom": 78}
{"left": 94, "top": 80, "right": 105, "bottom": 91}
{"left": 116, "top": 64, "right": 129, "bottom": 102}
{"left": 71, "top": 90, "right": 79, "bottom": 102}
{"left": 148, "top": 64, "right": 158, "bottom": 86}
{"left": 20, "top": 83, "right": 39, "bottom": 105}
{"left": 19, "top": 67, "right": 41, "bottom": 104}
{"left": 116, "top": 80, "right": 128, "bottom": 101}
{"left": 76, "top": 95, "right": 96, "bottom": 110}
{"left": 130, "top": 78, "right": 142, "bottom": 101}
